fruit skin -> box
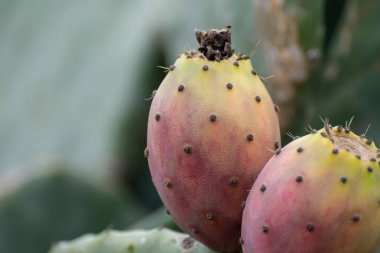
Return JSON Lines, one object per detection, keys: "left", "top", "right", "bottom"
{"left": 147, "top": 52, "right": 280, "bottom": 252}
{"left": 49, "top": 228, "right": 218, "bottom": 253}
{"left": 242, "top": 126, "right": 380, "bottom": 253}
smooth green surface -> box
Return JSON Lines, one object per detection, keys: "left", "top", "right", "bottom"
{"left": 49, "top": 228, "right": 218, "bottom": 253}
{"left": 0, "top": 0, "right": 256, "bottom": 178}
{"left": 288, "top": 0, "right": 324, "bottom": 50}
{"left": 0, "top": 166, "right": 147, "bottom": 253}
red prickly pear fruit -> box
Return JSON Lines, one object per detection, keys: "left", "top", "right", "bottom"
{"left": 242, "top": 124, "right": 380, "bottom": 253}
{"left": 146, "top": 26, "right": 280, "bottom": 253}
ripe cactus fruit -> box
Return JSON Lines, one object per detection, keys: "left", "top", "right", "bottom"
{"left": 146, "top": 26, "right": 280, "bottom": 252}
{"left": 241, "top": 123, "right": 380, "bottom": 253}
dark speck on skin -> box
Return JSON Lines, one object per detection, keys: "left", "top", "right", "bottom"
{"left": 182, "top": 237, "right": 195, "bottom": 249}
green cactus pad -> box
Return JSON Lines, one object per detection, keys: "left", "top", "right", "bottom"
{"left": 49, "top": 228, "right": 218, "bottom": 253}
{"left": 0, "top": 165, "right": 147, "bottom": 253}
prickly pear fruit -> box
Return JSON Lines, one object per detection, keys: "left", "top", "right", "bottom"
{"left": 146, "top": 26, "right": 280, "bottom": 252}
{"left": 49, "top": 228, "right": 217, "bottom": 253}
{"left": 242, "top": 123, "right": 380, "bottom": 253}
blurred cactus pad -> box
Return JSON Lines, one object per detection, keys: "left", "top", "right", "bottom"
{"left": 0, "top": 0, "right": 380, "bottom": 253}
{"left": 0, "top": 162, "right": 147, "bottom": 253}
{"left": 49, "top": 228, "right": 218, "bottom": 253}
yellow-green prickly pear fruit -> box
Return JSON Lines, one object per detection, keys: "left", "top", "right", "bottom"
{"left": 146, "top": 26, "right": 280, "bottom": 253}
{"left": 242, "top": 122, "right": 380, "bottom": 253}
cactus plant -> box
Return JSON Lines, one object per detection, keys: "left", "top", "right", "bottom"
{"left": 146, "top": 26, "right": 280, "bottom": 252}
{"left": 0, "top": 162, "right": 146, "bottom": 253}
{"left": 241, "top": 122, "right": 380, "bottom": 253}
{"left": 49, "top": 228, "right": 218, "bottom": 253}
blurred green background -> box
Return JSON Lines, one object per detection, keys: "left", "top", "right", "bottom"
{"left": 0, "top": 0, "right": 379, "bottom": 252}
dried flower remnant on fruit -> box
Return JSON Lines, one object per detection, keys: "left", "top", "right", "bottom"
{"left": 195, "top": 25, "right": 234, "bottom": 61}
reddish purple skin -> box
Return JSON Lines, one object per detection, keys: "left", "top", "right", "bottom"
{"left": 241, "top": 130, "right": 380, "bottom": 253}
{"left": 147, "top": 55, "right": 280, "bottom": 252}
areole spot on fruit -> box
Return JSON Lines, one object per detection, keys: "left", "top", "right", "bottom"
{"left": 206, "top": 212, "right": 215, "bottom": 221}
{"left": 255, "top": 96, "right": 261, "bottom": 102}
{"left": 261, "top": 225, "right": 269, "bottom": 233}
{"left": 340, "top": 176, "right": 348, "bottom": 184}
{"left": 209, "top": 114, "right": 217, "bottom": 122}
{"left": 178, "top": 84, "right": 185, "bottom": 92}
{"left": 183, "top": 145, "right": 192, "bottom": 154}
{"left": 352, "top": 215, "right": 360, "bottom": 223}
{"left": 229, "top": 178, "right": 238, "bottom": 187}
{"left": 306, "top": 224, "right": 314, "bottom": 232}
{"left": 247, "top": 134, "right": 254, "bottom": 142}
{"left": 164, "top": 178, "right": 172, "bottom": 188}
{"left": 295, "top": 175, "right": 303, "bottom": 183}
